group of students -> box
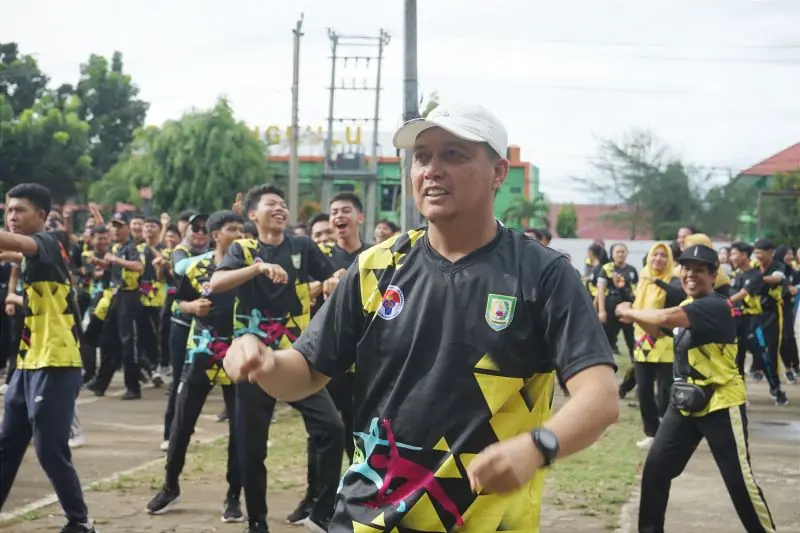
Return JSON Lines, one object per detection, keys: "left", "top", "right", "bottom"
{"left": 0, "top": 179, "right": 400, "bottom": 533}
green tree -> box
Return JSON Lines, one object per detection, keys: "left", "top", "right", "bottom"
{"left": 556, "top": 203, "right": 578, "bottom": 238}
{"left": 0, "top": 42, "right": 49, "bottom": 116}
{"left": 502, "top": 194, "right": 550, "bottom": 230}
{"left": 0, "top": 92, "right": 92, "bottom": 202}
{"left": 576, "top": 130, "right": 701, "bottom": 240}
{"left": 72, "top": 52, "right": 149, "bottom": 179}
{"left": 92, "top": 98, "right": 271, "bottom": 214}
{"left": 760, "top": 170, "right": 800, "bottom": 247}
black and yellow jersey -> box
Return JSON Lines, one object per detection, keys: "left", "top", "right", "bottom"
{"left": 294, "top": 225, "right": 615, "bottom": 532}
{"left": 170, "top": 243, "right": 209, "bottom": 324}
{"left": 72, "top": 239, "right": 92, "bottom": 290}
{"left": 675, "top": 293, "right": 744, "bottom": 417}
{"left": 161, "top": 247, "right": 176, "bottom": 293}
{"left": 597, "top": 262, "right": 638, "bottom": 304}
{"left": 110, "top": 239, "right": 142, "bottom": 292}
{"left": 757, "top": 261, "right": 785, "bottom": 312}
{"left": 177, "top": 251, "right": 234, "bottom": 385}
{"left": 137, "top": 242, "right": 164, "bottom": 307}
{"left": 731, "top": 267, "right": 763, "bottom": 316}
{"left": 219, "top": 235, "right": 336, "bottom": 348}
{"left": 17, "top": 231, "right": 82, "bottom": 370}
{"left": 81, "top": 249, "right": 114, "bottom": 321}
{"left": 586, "top": 263, "right": 603, "bottom": 299}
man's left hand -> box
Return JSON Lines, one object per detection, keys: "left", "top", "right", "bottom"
{"left": 322, "top": 276, "right": 340, "bottom": 298}
{"left": 466, "top": 433, "right": 543, "bottom": 494}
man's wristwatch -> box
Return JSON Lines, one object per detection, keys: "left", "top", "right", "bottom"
{"left": 530, "top": 428, "right": 560, "bottom": 467}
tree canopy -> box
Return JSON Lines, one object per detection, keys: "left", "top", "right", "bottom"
{"left": 0, "top": 42, "right": 148, "bottom": 203}
{"left": 556, "top": 203, "right": 578, "bottom": 238}
{"left": 91, "top": 98, "right": 272, "bottom": 214}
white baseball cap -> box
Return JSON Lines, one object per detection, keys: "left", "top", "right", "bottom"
{"left": 392, "top": 103, "right": 508, "bottom": 158}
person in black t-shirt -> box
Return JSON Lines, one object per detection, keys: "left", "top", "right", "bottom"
{"left": 146, "top": 210, "right": 244, "bottom": 522}
{"left": 223, "top": 104, "right": 620, "bottom": 533}
{"left": 749, "top": 239, "right": 786, "bottom": 384}
{"left": 617, "top": 244, "right": 775, "bottom": 533}
{"left": 79, "top": 225, "right": 114, "bottom": 384}
{"left": 729, "top": 242, "right": 788, "bottom": 405}
{"left": 210, "top": 184, "right": 345, "bottom": 533}
{"left": 89, "top": 213, "right": 146, "bottom": 399}
{"left": 0, "top": 183, "right": 97, "bottom": 533}
{"left": 773, "top": 245, "right": 800, "bottom": 382}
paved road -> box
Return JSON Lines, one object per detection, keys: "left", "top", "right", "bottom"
{"left": 619, "top": 383, "right": 800, "bottom": 532}
{"left": 0, "top": 376, "right": 230, "bottom": 517}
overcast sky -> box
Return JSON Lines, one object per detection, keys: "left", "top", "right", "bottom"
{"left": 4, "top": 0, "right": 799, "bottom": 202}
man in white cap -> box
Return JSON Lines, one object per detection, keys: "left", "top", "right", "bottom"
{"left": 223, "top": 103, "right": 620, "bottom": 532}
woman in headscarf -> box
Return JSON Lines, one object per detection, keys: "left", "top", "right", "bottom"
{"left": 620, "top": 242, "right": 677, "bottom": 450}
{"left": 775, "top": 245, "right": 799, "bottom": 383}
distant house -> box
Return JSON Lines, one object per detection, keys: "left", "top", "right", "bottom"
{"left": 549, "top": 203, "right": 654, "bottom": 241}
{"left": 733, "top": 142, "right": 800, "bottom": 240}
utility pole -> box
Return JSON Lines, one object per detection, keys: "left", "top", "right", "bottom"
{"left": 288, "top": 13, "right": 304, "bottom": 225}
{"left": 401, "top": 0, "right": 420, "bottom": 231}
{"left": 322, "top": 29, "right": 391, "bottom": 237}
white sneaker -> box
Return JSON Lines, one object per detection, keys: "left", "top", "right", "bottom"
{"left": 69, "top": 434, "right": 86, "bottom": 449}
{"left": 0, "top": 383, "right": 8, "bottom": 395}
{"left": 636, "top": 436, "right": 655, "bottom": 451}
{"left": 160, "top": 440, "right": 169, "bottom": 452}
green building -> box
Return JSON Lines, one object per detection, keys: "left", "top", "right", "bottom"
{"left": 266, "top": 145, "right": 539, "bottom": 227}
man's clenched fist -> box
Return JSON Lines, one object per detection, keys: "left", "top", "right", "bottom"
{"left": 224, "top": 334, "right": 275, "bottom": 383}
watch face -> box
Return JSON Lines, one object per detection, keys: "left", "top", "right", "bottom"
{"left": 539, "top": 430, "right": 558, "bottom": 449}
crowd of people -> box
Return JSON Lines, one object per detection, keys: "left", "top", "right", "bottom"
{"left": 0, "top": 102, "right": 781, "bottom": 533}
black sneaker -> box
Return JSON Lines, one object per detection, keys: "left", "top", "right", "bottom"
{"left": 60, "top": 520, "right": 96, "bottom": 533}
{"left": 286, "top": 496, "right": 313, "bottom": 525}
{"left": 221, "top": 495, "right": 245, "bottom": 523}
{"left": 305, "top": 515, "right": 330, "bottom": 533}
{"left": 120, "top": 390, "right": 141, "bottom": 401}
{"left": 146, "top": 485, "right": 180, "bottom": 514}
{"left": 246, "top": 518, "right": 269, "bottom": 533}
{"left": 775, "top": 390, "right": 789, "bottom": 406}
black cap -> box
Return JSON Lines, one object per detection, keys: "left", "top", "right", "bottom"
{"left": 678, "top": 244, "right": 719, "bottom": 269}
{"left": 188, "top": 213, "right": 208, "bottom": 226}
{"left": 178, "top": 209, "right": 198, "bottom": 223}
{"left": 109, "top": 212, "right": 129, "bottom": 225}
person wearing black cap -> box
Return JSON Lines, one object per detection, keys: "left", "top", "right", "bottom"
{"left": 728, "top": 242, "right": 788, "bottom": 405}
{"left": 177, "top": 209, "right": 198, "bottom": 238}
{"left": 160, "top": 212, "right": 210, "bottom": 451}
{"left": 146, "top": 210, "right": 244, "bottom": 522}
{"left": 88, "top": 212, "right": 146, "bottom": 400}
{"left": 750, "top": 238, "right": 787, "bottom": 390}
{"left": 617, "top": 244, "right": 775, "bottom": 533}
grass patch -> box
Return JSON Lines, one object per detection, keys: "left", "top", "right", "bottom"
{"left": 546, "top": 352, "right": 644, "bottom": 521}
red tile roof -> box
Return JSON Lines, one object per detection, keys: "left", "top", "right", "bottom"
{"left": 739, "top": 142, "right": 800, "bottom": 177}
{"left": 549, "top": 203, "right": 654, "bottom": 241}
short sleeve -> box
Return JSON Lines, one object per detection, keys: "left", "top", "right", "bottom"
{"left": 596, "top": 264, "right": 610, "bottom": 284}
{"left": 29, "top": 232, "right": 61, "bottom": 263}
{"left": 175, "top": 263, "right": 201, "bottom": 302}
{"left": 293, "top": 263, "right": 364, "bottom": 377}
{"left": 305, "top": 238, "right": 336, "bottom": 281}
{"left": 536, "top": 257, "right": 617, "bottom": 381}
{"left": 682, "top": 295, "right": 732, "bottom": 345}
{"left": 219, "top": 241, "right": 247, "bottom": 271}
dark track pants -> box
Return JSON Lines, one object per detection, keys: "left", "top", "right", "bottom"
{"left": 326, "top": 372, "right": 355, "bottom": 463}
{"left": 93, "top": 292, "right": 144, "bottom": 394}
{"left": 738, "top": 314, "right": 782, "bottom": 391}
{"left": 164, "top": 377, "right": 240, "bottom": 496}
{"left": 236, "top": 382, "right": 344, "bottom": 523}
{"left": 159, "top": 296, "right": 175, "bottom": 368}
{"left": 138, "top": 305, "right": 161, "bottom": 372}
{"left": 0, "top": 307, "right": 22, "bottom": 385}
{"left": 0, "top": 368, "right": 88, "bottom": 522}
{"left": 163, "top": 322, "right": 190, "bottom": 441}
{"left": 635, "top": 362, "right": 672, "bottom": 437}
{"left": 81, "top": 315, "right": 104, "bottom": 382}
{"left": 639, "top": 404, "right": 776, "bottom": 533}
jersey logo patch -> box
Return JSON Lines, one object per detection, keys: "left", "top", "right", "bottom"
{"left": 201, "top": 281, "right": 212, "bottom": 296}
{"left": 485, "top": 293, "right": 517, "bottom": 332}
{"left": 291, "top": 253, "right": 302, "bottom": 269}
{"left": 377, "top": 285, "right": 404, "bottom": 321}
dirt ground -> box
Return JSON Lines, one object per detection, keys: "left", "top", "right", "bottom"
{"left": 1, "top": 375, "right": 798, "bottom": 532}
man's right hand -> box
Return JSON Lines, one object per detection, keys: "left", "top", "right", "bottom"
{"left": 224, "top": 334, "right": 275, "bottom": 383}
{"left": 192, "top": 298, "right": 213, "bottom": 317}
{"left": 4, "top": 303, "right": 14, "bottom": 316}
{"left": 258, "top": 262, "right": 288, "bottom": 284}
